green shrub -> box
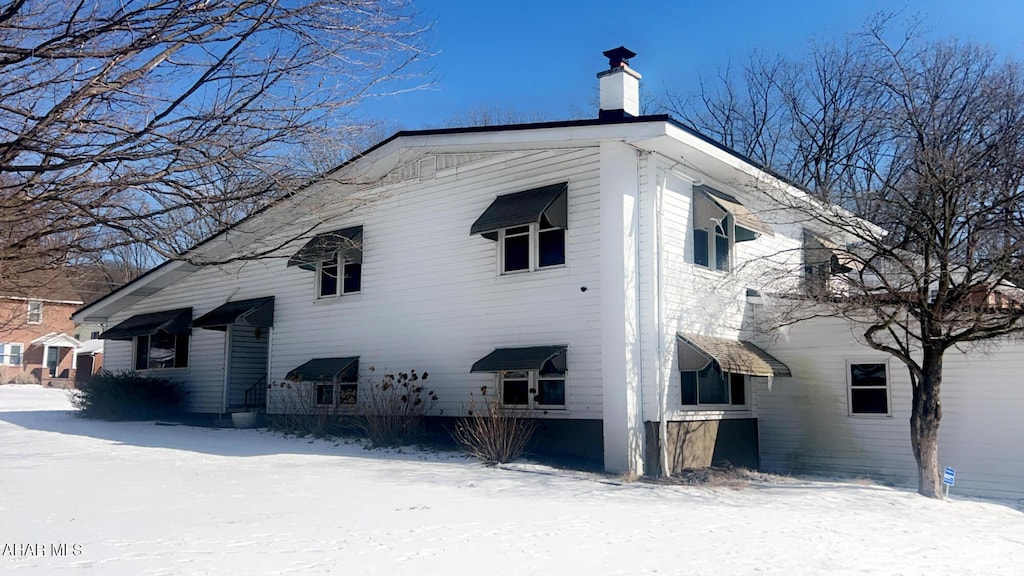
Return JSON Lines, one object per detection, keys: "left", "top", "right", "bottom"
{"left": 70, "top": 370, "right": 187, "bottom": 420}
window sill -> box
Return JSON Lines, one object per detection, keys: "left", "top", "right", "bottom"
{"left": 313, "top": 292, "right": 362, "bottom": 305}
{"left": 667, "top": 408, "right": 752, "bottom": 421}
{"left": 498, "top": 264, "right": 568, "bottom": 278}
{"left": 848, "top": 413, "right": 893, "bottom": 419}
{"left": 500, "top": 406, "right": 569, "bottom": 416}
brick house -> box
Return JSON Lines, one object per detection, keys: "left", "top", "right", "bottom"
{"left": 1, "top": 268, "right": 84, "bottom": 386}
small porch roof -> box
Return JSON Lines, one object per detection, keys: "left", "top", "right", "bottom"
{"left": 30, "top": 332, "right": 83, "bottom": 348}
{"left": 677, "top": 334, "right": 791, "bottom": 377}
{"left": 286, "top": 357, "right": 359, "bottom": 382}
{"left": 100, "top": 308, "right": 193, "bottom": 340}
{"left": 192, "top": 296, "right": 275, "bottom": 331}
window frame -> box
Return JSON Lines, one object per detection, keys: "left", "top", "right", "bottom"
{"left": 847, "top": 360, "right": 892, "bottom": 417}
{"left": 0, "top": 343, "right": 24, "bottom": 366}
{"left": 497, "top": 221, "right": 567, "bottom": 275}
{"left": 133, "top": 332, "right": 190, "bottom": 371}
{"left": 691, "top": 194, "right": 733, "bottom": 273}
{"left": 316, "top": 250, "right": 362, "bottom": 299}
{"left": 498, "top": 368, "right": 567, "bottom": 410}
{"left": 680, "top": 361, "right": 749, "bottom": 410}
{"left": 27, "top": 300, "right": 42, "bottom": 324}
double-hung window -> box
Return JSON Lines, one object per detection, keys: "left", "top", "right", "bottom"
{"left": 286, "top": 226, "right": 363, "bottom": 300}
{"left": 471, "top": 182, "right": 568, "bottom": 275}
{"left": 0, "top": 343, "right": 23, "bottom": 366}
{"left": 848, "top": 362, "right": 890, "bottom": 415}
{"left": 691, "top": 186, "right": 770, "bottom": 272}
{"left": 135, "top": 332, "right": 189, "bottom": 370}
{"left": 681, "top": 361, "right": 747, "bottom": 408}
{"left": 27, "top": 301, "right": 42, "bottom": 323}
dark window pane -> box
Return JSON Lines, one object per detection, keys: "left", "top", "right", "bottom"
{"left": 850, "top": 364, "right": 887, "bottom": 388}
{"left": 502, "top": 378, "right": 529, "bottom": 405}
{"left": 681, "top": 371, "right": 697, "bottom": 405}
{"left": 715, "top": 233, "right": 730, "bottom": 271}
{"left": 338, "top": 383, "right": 358, "bottom": 405}
{"left": 504, "top": 234, "right": 530, "bottom": 272}
{"left": 343, "top": 262, "right": 362, "bottom": 294}
{"left": 852, "top": 389, "right": 889, "bottom": 414}
{"left": 315, "top": 384, "right": 334, "bottom": 405}
{"left": 537, "top": 379, "right": 565, "bottom": 406}
{"left": 174, "top": 334, "right": 189, "bottom": 368}
{"left": 506, "top": 225, "right": 530, "bottom": 236}
{"left": 135, "top": 335, "right": 149, "bottom": 370}
{"left": 698, "top": 363, "right": 728, "bottom": 404}
{"left": 730, "top": 372, "right": 746, "bottom": 406}
{"left": 149, "top": 331, "right": 177, "bottom": 369}
{"left": 320, "top": 262, "right": 338, "bottom": 297}
{"left": 693, "top": 229, "right": 709, "bottom": 267}
{"left": 538, "top": 228, "right": 566, "bottom": 267}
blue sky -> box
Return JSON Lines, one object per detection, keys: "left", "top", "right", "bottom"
{"left": 357, "top": 0, "right": 1024, "bottom": 131}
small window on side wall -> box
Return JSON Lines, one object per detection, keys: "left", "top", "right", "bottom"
{"left": 318, "top": 252, "right": 361, "bottom": 299}
{"left": 680, "top": 362, "right": 747, "bottom": 408}
{"left": 848, "top": 362, "right": 889, "bottom": 415}
{"left": 27, "top": 301, "right": 42, "bottom": 323}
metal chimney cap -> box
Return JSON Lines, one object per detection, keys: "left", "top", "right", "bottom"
{"left": 602, "top": 46, "right": 637, "bottom": 68}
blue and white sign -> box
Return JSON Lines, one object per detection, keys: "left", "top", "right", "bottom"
{"left": 943, "top": 467, "right": 956, "bottom": 486}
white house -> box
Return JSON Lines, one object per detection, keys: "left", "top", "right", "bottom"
{"left": 73, "top": 48, "right": 1024, "bottom": 498}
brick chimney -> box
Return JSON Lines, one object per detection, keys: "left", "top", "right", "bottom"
{"left": 597, "top": 46, "right": 641, "bottom": 120}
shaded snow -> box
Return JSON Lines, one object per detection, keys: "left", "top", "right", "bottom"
{"left": 1, "top": 385, "right": 1022, "bottom": 575}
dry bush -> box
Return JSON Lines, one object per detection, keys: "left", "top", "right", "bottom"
{"left": 266, "top": 380, "right": 352, "bottom": 439}
{"left": 356, "top": 369, "right": 437, "bottom": 447}
{"left": 450, "top": 387, "right": 536, "bottom": 465}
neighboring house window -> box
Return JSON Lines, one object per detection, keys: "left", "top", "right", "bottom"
{"left": 27, "top": 301, "right": 42, "bottom": 323}
{"left": 500, "top": 358, "right": 566, "bottom": 409}
{"left": 317, "top": 251, "right": 361, "bottom": 299}
{"left": 134, "top": 332, "right": 189, "bottom": 370}
{"left": 848, "top": 362, "right": 890, "bottom": 415}
{"left": 0, "top": 343, "right": 23, "bottom": 366}
{"left": 681, "top": 361, "right": 747, "bottom": 407}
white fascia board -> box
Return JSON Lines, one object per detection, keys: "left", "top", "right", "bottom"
{"left": 639, "top": 124, "right": 886, "bottom": 240}
{"left": 71, "top": 260, "right": 197, "bottom": 324}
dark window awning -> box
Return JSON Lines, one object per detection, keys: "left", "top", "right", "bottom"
{"left": 286, "top": 357, "right": 359, "bottom": 382}
{"left": 100, "top": 308, "right": 192, "bottom": 340}
{"left": 677, "top": 333, "right": 791, "bottom": 377}
{"left": 694, "top": 185, "right": 773, "bottom": 238}
{"left": 287, "top": 226, "right": 363, "bottom": 271}
{"left": 192, "top": 297, "right": 274, "bottom": 331}
{"left": 471, "top": 345, "right": 567, "bottom": 372}
{"left": 470, "top": 182, "right": 568, "bottom": 240}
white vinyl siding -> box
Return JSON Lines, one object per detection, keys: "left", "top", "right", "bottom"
{"left": 100, "top": 148, "right": 605, "bottom": 418}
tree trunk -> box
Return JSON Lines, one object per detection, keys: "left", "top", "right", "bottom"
{"left": 910, "top": 347, "right": 943, "bottom": 497}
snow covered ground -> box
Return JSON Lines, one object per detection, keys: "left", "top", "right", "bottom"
{"left": 2, "top": 385, "right": 1023, "bottom": 575}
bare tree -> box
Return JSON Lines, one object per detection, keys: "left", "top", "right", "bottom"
{"left": 0, "top": 0, "right": 429, "bottom": 279}
{"left": 676, "top": 14, "right": 1024, "bottom": 497}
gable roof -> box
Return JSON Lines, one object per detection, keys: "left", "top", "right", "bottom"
{"left": 71, "top": 113, "right": 828, "bottom": 322}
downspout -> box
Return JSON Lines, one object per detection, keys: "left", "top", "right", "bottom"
{"left": 221, "top": 325, "right": 231, "bottom": 414}
{"left": 657, "top": 172, "right": 670, "bottom": 477}
{"left": 633, "top": 147, "right": 646, "bottom": 477}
